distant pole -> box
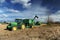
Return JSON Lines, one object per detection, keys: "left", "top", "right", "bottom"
{"left": 47, "top": 11, "right": 52, "bottom": 24}
{"left": 48, "top": 13, "right": 50, "bottom": 23}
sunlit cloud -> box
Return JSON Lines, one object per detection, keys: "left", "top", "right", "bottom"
{"left": 11, "top": 0, "right": 31, "bottom": 8}
{"left": 0, "top": 0, "right": 5, "bottom": 3}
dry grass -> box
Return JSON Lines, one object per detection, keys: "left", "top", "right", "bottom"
{"left": 0, "top": 24, "right": 60, "bottom": 40}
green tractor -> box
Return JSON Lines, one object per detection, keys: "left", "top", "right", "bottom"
{"left": 7, "top": 19, "right": 35, "bottom": 31}
{"left": 6, "top": 15, "right": 40, "bottom": 31}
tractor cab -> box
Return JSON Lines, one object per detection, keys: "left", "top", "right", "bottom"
{"left": 15, "top": 19, "right": 23, "bottom": 29}
{"left": 15, "top": 19, "right": 23, "bottom": 23}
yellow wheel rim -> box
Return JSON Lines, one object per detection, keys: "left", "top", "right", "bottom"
{"left": 21, "top": 25, "right": 25, "bottom": 29}
{"left": 12, "top": 27, "right": 17, "bottom": 31}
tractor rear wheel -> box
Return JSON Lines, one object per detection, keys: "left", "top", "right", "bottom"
{"left": 21, "top": 24, "right": 25, "bottom": 29}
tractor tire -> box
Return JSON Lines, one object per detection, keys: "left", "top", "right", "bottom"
{"left": 7, "top": 26, "right": 12, "bottom": 31}
{"left": 12, "top": 27, "right": 17, "bottom": 31}
{"left": 30, "top": 25, "right": 32, "bottom": 28}
{"left": 21, "top": 24, "right": 25, "bottom": 29}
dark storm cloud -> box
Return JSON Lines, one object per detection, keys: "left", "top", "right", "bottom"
{"left": 31, "top": 0, "right": 60, "bottom": 12}
{"left": 41, "top": 0, "right": 60, "bottom": 12}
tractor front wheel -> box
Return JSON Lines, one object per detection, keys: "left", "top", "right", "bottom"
{"left": 12, "top": 27, "right": 17, "bottom": 31}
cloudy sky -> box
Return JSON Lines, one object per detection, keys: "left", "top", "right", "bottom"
{"left": 0, "top": 0, "right": 60, "bottom": 22}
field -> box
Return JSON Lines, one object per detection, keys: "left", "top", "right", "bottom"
{"left": 0, "top": 24, "right": 60, "bottom": 40}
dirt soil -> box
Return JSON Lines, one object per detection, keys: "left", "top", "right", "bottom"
{"left": 0, "top": 24, "right": 60, "bottom": 40}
